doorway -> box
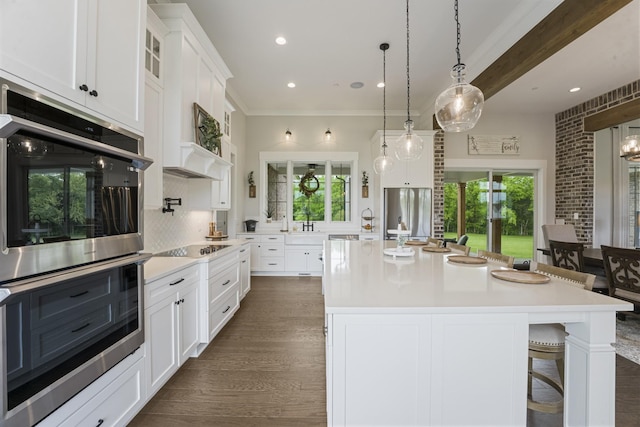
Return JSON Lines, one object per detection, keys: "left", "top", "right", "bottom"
{"left": 444, "top": 169, "right": 536, "bottom": 262}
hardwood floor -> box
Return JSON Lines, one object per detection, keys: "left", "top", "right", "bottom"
{"left": 130, "top": 276, "right": 640, "bottom": 427}
{"left": 130, "top": 276, "right": 327, "bottom": 426}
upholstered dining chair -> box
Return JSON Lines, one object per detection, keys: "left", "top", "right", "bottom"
{"left": 448, "top": 243, "right": 470, "bottom": 255}
{"left": 477, "top": 250, "right": 514, "bottom": 268}
{"left": 527, "top": 262, "right": 595, "bottom": 413}
{"left": 426, "top": 237, "right": 443, "bottom": 248}
{"left": 601, "top": 245, "right": 640, "bottom": 317}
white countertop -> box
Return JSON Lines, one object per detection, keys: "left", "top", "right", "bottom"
{"left": 323, "top": 240, "right": 632, "bottom": 316}
{"left": 143, "top": 239, "right": 248, "bottom": 282}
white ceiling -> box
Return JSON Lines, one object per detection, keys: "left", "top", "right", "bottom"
{"left": 169, "top": 0, "right": 640, "bottom": 118}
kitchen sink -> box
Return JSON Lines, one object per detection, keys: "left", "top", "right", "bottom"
{"left": 285, "top": 232, "right": 327, "bottom": 245}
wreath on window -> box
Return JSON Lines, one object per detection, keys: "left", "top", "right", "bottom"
{"left": 299, "top": 171, "right": 320, "bottom": 198}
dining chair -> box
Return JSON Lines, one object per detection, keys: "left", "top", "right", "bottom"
{"left": 601, "top": 245, "right": 640, "bottom": 318}
{"left": 549, "top": 239, "right": 585, "bottom": 271}
{"left": 426, "top": 237, "right": 443, "bottom": 248}
{"left": 541, "top": 224, "right": 578, "bottom": 249}
{"left": 448, "top": 242, "right": 470, "bottom": 255}
{"left": 550, "top": 240, "right": 608, "bottom": 293}
{"left": 477, "top": 250, "right": 514, "bottom": 267}
{"left": 527, "top": 262, "right": 595, "bottom": 413}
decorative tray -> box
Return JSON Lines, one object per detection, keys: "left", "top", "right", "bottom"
{"left": 383, "top": 248, "right": 415, "bottom": 257}
{"left": 490, "top": 270, "right": 550, "bottom": 284}
{"left": 205, "top": 235, "right": 228, "bottom": 240}
{"left": 447, "top": 255, "right": 487, "bottom": 265}
{"left": 422, "top": 246, "right": 451, "bottom": 253}
{"left": 405, "top": 240, "right": 428, "bottom": 246}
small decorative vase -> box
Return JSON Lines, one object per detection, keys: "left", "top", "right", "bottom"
{"left": 362, "top": 185, "right": 369, "bottom": 198}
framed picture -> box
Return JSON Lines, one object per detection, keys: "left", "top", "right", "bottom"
{"left": 193, "top": 102, "right": 222, "bottom": 156}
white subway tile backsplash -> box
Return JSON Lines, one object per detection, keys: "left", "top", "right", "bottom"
{"left": 143, "top": 174, "right": 212, "bottom": 253}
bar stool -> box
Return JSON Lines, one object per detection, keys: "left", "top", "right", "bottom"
{"left": 527, "top": 262, "right": 595, "bottom": 413}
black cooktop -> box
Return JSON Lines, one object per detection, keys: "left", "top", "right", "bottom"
{"left": 155, "top": 244, "right": 231, "bottom": 258}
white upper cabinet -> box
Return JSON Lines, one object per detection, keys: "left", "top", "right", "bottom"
{"left": 0, "top": 0, "right": 146, "bottom": 133}
{"left": 371, "top": 130, "right": 437, "bottom": 189}
{"left": 149, "top": 4, "right": 232, "bottom": 180}
{"left": 143, "top": 8, "right": 170, "bottom": 210}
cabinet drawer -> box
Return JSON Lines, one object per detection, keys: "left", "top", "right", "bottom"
{"left": 261, "top": 234, "right": 284, "bottom": 243}
{"left": 31, "top": 270, "right": 113, "bottom": 326}
{"left": 59, "top": 356, "right": 144, "bottom": 427}
{"left": 238, "top": 234, "right": 259, "bottom": 242}
{"left": 261, "top": 257, "right": 285, "bottom": 271}
{"left": 145, "top": 264, "right": 199, "bottom": 308}
{"left": 32, "top": 305, "right": 114, "bottom": 369}
{"left": 260, "top": 243, "right": 284, "bottom": 257}
{"left": 209, "top": 286, "right": 239, "bottom": 340}
{"left": 209, "top": 263, "right": 239, "bottom": 303}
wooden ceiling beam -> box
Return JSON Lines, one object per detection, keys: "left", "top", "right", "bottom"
{"left": 471, "top": 0, "right": 633, "bottom": 101}
{"left": 584, "top": 98, "right": 640, "bottom": 132}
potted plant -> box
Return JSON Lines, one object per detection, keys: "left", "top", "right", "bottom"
{"left": 248, "top": 171, "right": 256, "bottom": 198}
{"left": 264, "top": 206, "right": 274, "bottom": 223}
{"left": 362, "top": 171, "right": 369, "bottom": 198}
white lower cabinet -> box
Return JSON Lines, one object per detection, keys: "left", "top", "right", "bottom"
{"left": 144, "top": 264, "right": 200, "bottom": 398}
{"left": 285, "top": 245, "right": 323, "bottom": 275}
{"left": 326, "top": 313, "right": 528, "bottom": 426}
{"left": 237, "top": 234, "right": 285, "bottom": 273}
{"left": 40, "top": 349, "right": 145, "bottom": 427}
{"left": 239, "top": 246, "right": 251, "bottom": 298}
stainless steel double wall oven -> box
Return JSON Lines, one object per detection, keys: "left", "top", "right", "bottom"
{"left": 0, "top": 79, "right": 152, "bottom": 426}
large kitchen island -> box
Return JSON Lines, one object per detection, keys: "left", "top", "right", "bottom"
{"left": 323, "top": 240, "right": 632, "bottom": 426}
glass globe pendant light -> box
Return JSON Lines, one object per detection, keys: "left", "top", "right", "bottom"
{"left": 373, "top": 42, "right": 394, "bottom": 174}
{"left": 435, "top": 0, "right": 484, "bottom": 132}
{"left": 621, "top": 135, "right": 640, "bottom": 161}
{"left": 394, "top": 0, "right": 424, "bottom": 161}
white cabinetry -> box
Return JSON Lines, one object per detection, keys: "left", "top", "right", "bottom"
{"left": 239, "top": 245, "right": 251, "bottom": 298}
{"left": 149, "top": 4, "right": 232, "bottom": 180}
{"left": 285, "top": 245, "right": 323, "bottom": 275}
{"left": 200, "top": 248, "right": 241, "bottom": 344}
{"left": 188, "top": 170, "right": 231, "bottom": 210}
{"left": 326, "top": 313, "right": 528, "bottom": 426}
{"left": 237, "top": 234, "right": 286, "bottom": 273}
{"left": 143, "top": 8, "right": 169, "bottom": 209}
{"left": 0, "top": 0, "right": 145, "bottom": 132}
{"left": 40, "top": 349, "right": 145, "bottom": 427}
{"left": 372, "top": 130, "right": 437, "bottom": 188}
{"left": 144, "top": 264, "right": 200, "bottom": 398}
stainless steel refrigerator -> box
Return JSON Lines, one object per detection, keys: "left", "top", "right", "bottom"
{"left": 384, "top": 188, "right": 432, "bottom": 240}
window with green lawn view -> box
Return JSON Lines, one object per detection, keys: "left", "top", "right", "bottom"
{"left": 264, "top": 154, "right": 356, "bottom": 226}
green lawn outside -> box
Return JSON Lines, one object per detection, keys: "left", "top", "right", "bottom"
{"left": 444, "top": 232, "right": 534, "bottom": 260}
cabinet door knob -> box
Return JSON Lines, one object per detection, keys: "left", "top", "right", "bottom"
{"left": 89, "top": 89, "right": 99, "bottom": 97}
{"left": 79, "top": 84, "right": 88, "bottom": 91}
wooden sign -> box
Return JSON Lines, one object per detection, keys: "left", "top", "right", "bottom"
{"left": 468, "top": 135, "right": 520, "bottom": 155}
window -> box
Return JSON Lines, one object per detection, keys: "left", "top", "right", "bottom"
{"left": 260, "top": 152, "right": 358, "bottom": 226}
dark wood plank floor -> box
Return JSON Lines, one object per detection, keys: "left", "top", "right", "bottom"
{"left": 130, "top": 276, "right": 640, "bottom": 427}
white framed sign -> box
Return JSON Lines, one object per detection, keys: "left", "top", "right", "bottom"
{"left": 468, "top": 135, "right": 520, "bottom": 155}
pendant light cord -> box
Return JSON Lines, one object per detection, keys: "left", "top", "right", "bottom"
{"left": 383, "top": 44, "right": 387, "bottom": 155}
{"left": 405, "top": 0, "right": 411, "bottom": 122}
{"left": 454, "top": 0, "right": 463, "bottom": 70}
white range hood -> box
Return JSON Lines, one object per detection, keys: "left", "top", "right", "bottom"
{"left": 163, "top": 142, "right": 230, "bottom": 180}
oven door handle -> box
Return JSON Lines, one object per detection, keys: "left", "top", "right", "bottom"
{"left": 0, "top": 253, "right": 152, "bottom": 304}
{"left": 0, "top": 114, "right": 153, "bottom": 170}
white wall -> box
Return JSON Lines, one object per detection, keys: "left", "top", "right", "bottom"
{"left": 240, "top": 114, "right": 407, "bottom": 232}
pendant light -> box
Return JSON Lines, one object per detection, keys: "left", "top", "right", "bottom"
{"left": 394, "top": 0, "right": 424, "bottom": 161}
{"left": 621, "top": 135, "right": 640, "bottom": 161}
{"left": 373, "top": 42, "right": 394, "bottom": 174}
{"left": 435, "top": 0, "right": 484, "bottom": 132}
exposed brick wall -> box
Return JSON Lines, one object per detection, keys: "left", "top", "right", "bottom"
{"left": 433, "top": 131, "right": 445, "bottom": 238}
{"left": 555, "top": 80, "right": 640, "bottom": 244}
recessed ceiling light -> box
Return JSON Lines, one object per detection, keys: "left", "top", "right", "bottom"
{"left": 377, "top": 82, "right": 385, "bottom": 88}
{"left": 287, "top": 82, "right": 296, "bottom": 88}
{"left": 275, "top": 36, "right": 287, "bottom": 45}
{"left": 569, "top": 87, "right": 581, "bottom": 93}
{"left": 350, "top": 82, "right": 364, "bottom": 89}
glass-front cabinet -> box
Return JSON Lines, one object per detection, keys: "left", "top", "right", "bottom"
{"left": 261, "top": 152, "right": 358, "bottom": 229}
